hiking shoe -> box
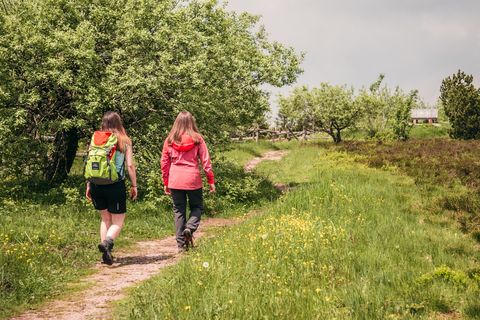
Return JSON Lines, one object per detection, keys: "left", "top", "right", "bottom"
{"left": 183, "top": 228, "right": 194, "bottom": 249}
{"left": 98, "top": 241, "right": 114, "bottom": 265}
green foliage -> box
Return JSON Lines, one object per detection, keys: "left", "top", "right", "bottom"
{"left": 204, "top": 158, "right": 280, "bottom": 214}
{"left": 277, "top": 86, "right": 312, "bottom": 133}
{"left": 0, "top": 0, "right": 303, "bottom": 184}
{"left": 278, "top": 84, "right": 360, "bottom": 143}
{"left": 355, "top": 74, "right": 392, "bottom": 138}
{"left": 440, "top": 70, "right": 480, "bottom": 140}
{"left": 115, "top": 145, "right": 480, "bottom": 319}
{"left": 278, "top": 75, "right": 422, "bottom": 143}
{"left": 310, "top": 83, "right": 360, "bottom": 143}
{"left": 356, "top": 74, "right": 419, "bottom": 141}
{"left": 392, "top": 89, "right": 417, "bottom": 141}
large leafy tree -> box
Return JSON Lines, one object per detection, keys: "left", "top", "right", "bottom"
{"left": 440, "top": 70, "right": 480, "bottom": 140}
{"left": 310, "top": 83, "right": 359, "bottom": 143}
{"left": 278, "top": 84, "right": 360, "bottom": 143}
{"left": 277, "top": 86, "right": 312, "bottom": 135}
{"left": 0, "top": 0, "right": 302, "bottom": 183}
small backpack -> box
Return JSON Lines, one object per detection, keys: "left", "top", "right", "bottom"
{"left": 84, "top": 131, "right": 120, "bottom": 185}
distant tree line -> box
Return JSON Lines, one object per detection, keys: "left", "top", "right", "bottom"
{"left": 277, "top": 70, "right": 480, "bottom": 143}
{"left": 277, "top": 75, "right": 418, "bottom": 143}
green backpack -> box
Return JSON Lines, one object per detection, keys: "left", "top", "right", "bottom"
{"left": 84, "top": 131, "right": 120, "bottom": 185}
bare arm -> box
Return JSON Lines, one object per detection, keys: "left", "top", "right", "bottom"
{"left": 125, "top": 144, "right": 138, "bottom": 200}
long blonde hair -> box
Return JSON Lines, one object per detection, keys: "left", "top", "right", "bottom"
{"left": 167, "top": 111, "right": 201, "bottom": 144}
{"left": 101, "top": 111, "right": 131, "bottom": 152}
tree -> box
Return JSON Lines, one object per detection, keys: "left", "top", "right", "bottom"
{"left": 392, "top": 89, "right": 417, "bottom": 141}
{"left": 0, "top": 0, "right": 303, "bottom": 183}
{"left": 310, "top": 83, "right": 360, "bottom": 143}
{"left": 356, "top": 74, "right": 419, "bottom": 141}
{"left": 277, "top": 86, "right": 312, "bottom": 139}
{"left": 356, "top": 74, "right": 391, "bottom": 138}
{"left": 278, "top": 83, "right": 361, "bottom": 144}
{"left": 440, "top": 70, "right": 480, "bottom": 140}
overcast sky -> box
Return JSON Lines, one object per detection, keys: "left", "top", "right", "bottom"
{"left": 226, "top": 0, "right": 480, "bottom": 117}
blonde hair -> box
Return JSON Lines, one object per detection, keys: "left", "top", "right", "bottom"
{"left": 100, "top": 111, "right": 131, "bottom": 152}
{"left": 167, "top": 111, "right": 201, "bottom": 144}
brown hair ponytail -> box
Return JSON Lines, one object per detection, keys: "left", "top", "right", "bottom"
{"left": 100, "top": 111, "right": 131, "bottom": 152}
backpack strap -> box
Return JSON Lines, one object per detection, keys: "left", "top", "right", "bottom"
{"left": 117, "top": 143, "right": 128, "bottom": 180}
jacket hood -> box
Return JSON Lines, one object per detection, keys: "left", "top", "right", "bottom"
{"left": 172, "top": 134, "right": 196, "bottom": 152}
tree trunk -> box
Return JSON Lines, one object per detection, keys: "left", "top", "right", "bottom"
{"left": 44, "top": 128, "right": 79, "bottom": 183}
{"left": 330, "top": 129, "right": 342, "bottom": 144}
{"left": 334, "top": 129, "right": 342, "bottom": 143}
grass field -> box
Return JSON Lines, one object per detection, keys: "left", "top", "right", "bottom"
{"left": 2, "top": 139, "right": 480, "bottom": 319}
{"left": 115, "top": 144, "right": 480, "bottom": 319}
{"left": 332, "top": 138, "right": 480, "bottom": 240}
{"left": 0, "top": 144, "right": 279, "bottom": 318}
{"left": 409, "top": 124, "right": 450, "bottom": 139}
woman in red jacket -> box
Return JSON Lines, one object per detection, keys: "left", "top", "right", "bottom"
{"left": 161, "top": 111, "right": 215, "bottom": 252}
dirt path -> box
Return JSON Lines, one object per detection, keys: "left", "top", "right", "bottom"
{"left": 244, "top": 150, "right": 289, "bottom": 173}
{"left": 245, "top": 150, "right": 289, "bottom": 191}
{"left": 10, "top": 218, "right": 239, "bottom": 320}
{"left": 11, "top": 150, "right": 288, "bottom": 320}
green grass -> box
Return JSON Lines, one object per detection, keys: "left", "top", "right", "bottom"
{"left": 409, "top": 123, "right": 450, "bottom": 139}
{"left": 0, "top": 146, "right": 280, "bottom": 318}
{"left": 220, "top": 140, "right": 289, "bottom": 166}
{"left": 332, "top": 138, "right": 480, "bottom": 239}
{"left": 115, "top": 144, "right": 480, "bottom": 319}
{"left": 0, "top": 200, "right": 172, "bottom": 318}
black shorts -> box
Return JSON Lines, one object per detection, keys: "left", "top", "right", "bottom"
{"left": 90, "top": 180, "right": 127, "bottom": 214}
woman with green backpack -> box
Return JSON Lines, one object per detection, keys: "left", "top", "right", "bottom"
{"left": 85, "top": 111, "right": 138, "bottom": 265}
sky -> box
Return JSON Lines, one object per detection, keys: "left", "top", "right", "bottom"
{"left": 226, "top": 0, "right": 480, "bottom": 118}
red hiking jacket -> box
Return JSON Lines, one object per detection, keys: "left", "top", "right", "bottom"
{"left": 161, "top": 134, "right": 215, "bottom": 190}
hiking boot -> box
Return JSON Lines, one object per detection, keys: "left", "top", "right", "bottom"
{"left": 98, "top": 241, "right": 114, "bottom": 265}
{"left": 183, "top": 228, "right": 194, "bottom": 249}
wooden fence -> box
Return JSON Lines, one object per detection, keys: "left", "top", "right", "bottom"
{"left": 231, "top": 128, "right": 318, "bottom": 142}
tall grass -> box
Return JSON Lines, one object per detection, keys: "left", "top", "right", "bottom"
{"left": 115, "top": 145, "right": 480, "bottom": 319}
{"left": 0, "top": 200, "right": 172, "bottom": 318}
{"left": 333, "top": 138, "right": 480, "bottom": 240}
{"left": 0, "top": 146, "right": 281, "bottom": 318}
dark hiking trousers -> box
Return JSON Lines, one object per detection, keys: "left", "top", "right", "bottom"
{"left": 170, "top": 188, "right": 203, "bottom": 248}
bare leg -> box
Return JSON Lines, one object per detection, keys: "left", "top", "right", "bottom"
{"left": 106, "top": 213, "right": 126, "bottom": 240}
{"left": 100, "top": 210, "right": 112, "bottom": 242}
